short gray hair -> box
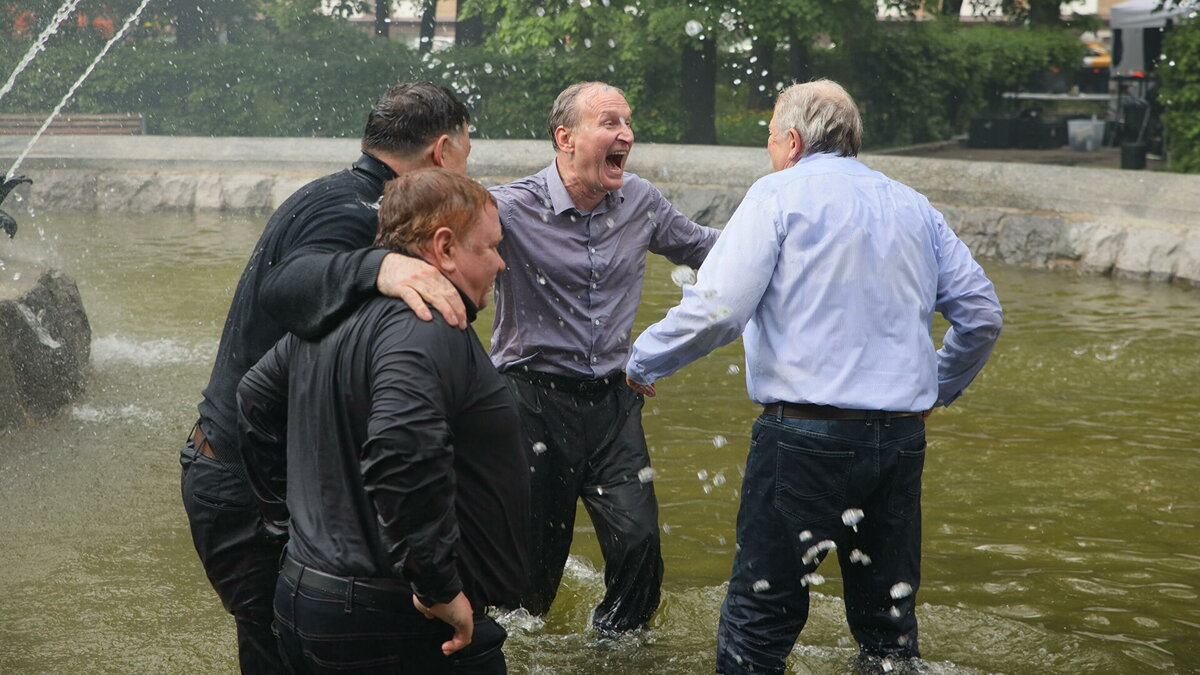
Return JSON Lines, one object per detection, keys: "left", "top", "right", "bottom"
{"left": 547, "top": 81, "right": 627, "bottom": 150}
{"left": 774, "top": 79, "right": 862, "bottom": 158}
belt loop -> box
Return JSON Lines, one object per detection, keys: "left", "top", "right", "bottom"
{"left": 292, "top": 564, "right": 304, "bottom": 598}
{"left": 344, "top": 577, "right": 355, "bottom": 613}
{"left": 774, "top": 404, "right": 783, "bottom": 422}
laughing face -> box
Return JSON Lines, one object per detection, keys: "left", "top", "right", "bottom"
{"left": 555, "top": 85, "right": 634, "bottom": 211}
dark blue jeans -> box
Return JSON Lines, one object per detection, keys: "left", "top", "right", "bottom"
{"left": 716, "top": 412, "right": 926, "bottom": 675}
{"left": 274, "top": 573, "right": 508, "bottom": 674}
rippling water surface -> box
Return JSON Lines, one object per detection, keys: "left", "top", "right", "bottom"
{"left": 1, "top": 211, "right": 1197, "bottom": 673}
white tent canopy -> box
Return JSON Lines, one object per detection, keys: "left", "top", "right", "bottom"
{"left": 1110, "top": 0, "right": 1195, "bottom": 76}
{"left": 1111, "top": 0, "right": 1195, "bottom": 30}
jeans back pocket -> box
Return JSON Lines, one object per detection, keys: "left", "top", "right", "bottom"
{"left": 774, "top": 439, "right": 856, "bottom": 523}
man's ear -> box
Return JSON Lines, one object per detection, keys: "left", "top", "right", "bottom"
{"left": 553, "top": 126, "right": 574, "bottom": 154}
{"left": 428, "top": 227, "right": 458, "bottom": 273}
{"left": 430, "top": 134, "right": 452, "bottom": 168}
{"left": 787, "top": 128, "right": 805, "bottom": 165}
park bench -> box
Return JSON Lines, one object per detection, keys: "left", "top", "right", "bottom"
{"left": 0, "top": 113, "right": 145, "bottom": 135}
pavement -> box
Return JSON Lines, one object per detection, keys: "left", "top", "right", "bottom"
{"left": 879, "top": 137, "right": 1169, "bottom": 172}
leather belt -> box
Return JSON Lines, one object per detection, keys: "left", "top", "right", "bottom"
{"left": 764, "top": 402, "right": 919, "bottom": 421}
{"left": 506, "top": 369, "right": 624, "bottom": 395}
{"left": 189, "top": 424, "right": 217, "bottom": 460}
{"left": 280, "top": 555, "right": 414, "bottom": 610}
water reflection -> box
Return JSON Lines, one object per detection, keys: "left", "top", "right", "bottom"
{"left": 0, "top": 211, "right": 1197, "bottom": 673}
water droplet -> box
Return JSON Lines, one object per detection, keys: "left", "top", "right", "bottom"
{"left": 890, "top": 582, "right": 913, "bottom": 600}
{"left": 535, "top": 6, "right": 545, "bottom": 16}
{"left": 483, "top": 62, "right": 493, "bottom": 74}
{"left": 842, "top": 508, "right": 864, "bottom": 529}
{"left": 537, "top": 275, "right": 547, "bottom": 285}
{"left": 712, "top": 473, "right": 726, "bottom": 486}
{"left": 703, "top": 484, "right": 713, "bottom": 494}
{"left": 727, "top": 364, "right": 741, "bottom": 374}
{"left": 580, "top": 0, "right": 591, "bottom": 6}
{"left": 685, "top": 19, "right": 703, "bottom": 36}
{"left": 596, "top": 486, "right": 605, "bottom": 496}
{"left": 697, "top": 470, "right": 709, "bottom": 480}
{"left": 889, "top": 605, "right": 903, "bottom": 618}
{"left": 799, "top": 530, "right": 813, "bottom": 542}
{"left": 540, "top": 211, "right": 549, "bottom": 222}
{"left": 607, "top": 39, "right": 615, "bottom": 48}
{"left": 802, "top": 573, "right": 825, "bottom": 586}
{"left": 12, "top": 273, "right": 20, "bottom": 281}
{"left": 662, "top": 522, "right": 671, "bottom": 534}
{"left": 638, "top": 466, "right": 656, "bottom": 483}
{"left": 752, "top": 579, "right": 771, "bottom": 592}
{"left": 670, "top": 265, "right": 697, "bottom": 287}
{"left": 849, "top": 549, "right": 873, "bottom": 566}
{"left": 711, "top": 435, "right": 727, "bottom": 448}
{"left": 532, "top": 442, "right": 548, "bottom": 454}
{"left": 584, "top": 38, "right": 593, "bottom": 48}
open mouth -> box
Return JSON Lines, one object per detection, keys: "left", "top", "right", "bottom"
{"left": 605, "top": 150, "right": 628, "bottom": 174}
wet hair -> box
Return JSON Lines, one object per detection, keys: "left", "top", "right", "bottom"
{"left": 362, "top": 82, "right": 470, "bottom": 157}
{"left": 374, "top": 168, "right": 495, "bottom": 254}
{"left": 774, "top": 79, "right": 862, "bottom": 158}
{"left": 546, "top": 81, "right": 627, "bottom": 150}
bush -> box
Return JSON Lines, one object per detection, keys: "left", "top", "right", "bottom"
{"left": 0, "top": 18, "right": 1083, "bottom": 150}
{"left": 1160, "top": 20, "right": 1200, "bottom": 173}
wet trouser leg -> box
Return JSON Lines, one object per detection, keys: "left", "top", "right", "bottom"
{"left": 180, "top": 436, "right": 287, "bottom": 674}
{"left": 504, "top": 375, "right": 662, "bottom": 632}
{"left": 580, "top": 383, "right": 662, "bottom": 633}
{"left": 716, "top": 414, "right": 925, "bottom": 675}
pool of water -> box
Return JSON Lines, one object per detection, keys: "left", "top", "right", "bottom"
{"left": 1, "top": 211, "right": 1197, "bottom": 673}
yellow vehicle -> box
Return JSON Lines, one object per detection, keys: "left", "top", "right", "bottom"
{"left": 1084, "top": 41, "right": 1112, "bottom": 68}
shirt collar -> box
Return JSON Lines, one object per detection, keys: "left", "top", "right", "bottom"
{"left": 542, "top": 160, "right": 624, "bottom": 216}
{"left": 395, "top": 250, "right": 479, "bottom": 324}
{"left": 354, "top": 152, "right": 398, "bottom": 184}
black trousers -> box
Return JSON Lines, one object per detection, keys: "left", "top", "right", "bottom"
{"left": 503, "top": 373, "right": 663, "bottom": 633}
{"left": 180, "top": 433, "right": 287, "bottom": 673}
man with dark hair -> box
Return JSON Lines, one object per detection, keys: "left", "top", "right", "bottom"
{"left": 488, "top": 81, "right": 720, "bottom": 635}
{"left": 180, "top": 82, "right": 472, "bottom": 673}
{"left": 239, "top": 168, "right": 526, "bottom": 674}
{"left": 626, "top": 80, "right": 1003, "bottom": 675}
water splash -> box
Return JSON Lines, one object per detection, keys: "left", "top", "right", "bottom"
{"left": 0, "top": 0, "right": 84, "bottom": 105}
{"left": 6, "top": 0, "right": 155, "bottom": 181}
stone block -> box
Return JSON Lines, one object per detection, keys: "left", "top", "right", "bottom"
{"left": 1113, "top": 226, "right": 1182, "bottom": 280}
{"left": 271, "top": 176, "right": 314, "bottom": 210}
{"left": 658, "top": 185, "right": 743, "bottom": 229}
{"left": 1075, "top": 222, "right": 1127, "bottom": 275}
{"left": 995, "top": 213, "right": 1067, "bottom": 265}
{"left": 97, "top": 172, "right": 162, "bottom": 213}
{"left": 27, "top": 171, "right": 97, "bottom": 211}
{"left": 946, "top": 206, "right": 1005, "bottom": 258}
{"left": 1173, "top": 233, "right": 1200, "bottom": 286}
{"left": 0, "top": 268, "right": 91, "bottom": 426}
{"left": 220, "top": 174, "right": 275, "bottom": 212}
{"left": 194, "top": 174, "right": 224, "bottom": 210}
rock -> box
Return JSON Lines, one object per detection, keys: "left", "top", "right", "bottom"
{"left": 0, "top": 266, "right": 91, "bottom": 426}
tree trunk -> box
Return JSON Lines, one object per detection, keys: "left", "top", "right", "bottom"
{"left": 787, "top": 32, "right": 812, "bottom": 85}
{"left": 456, "top": 0, "right": 483, "bottom": 46}
{"left": 173, "top": 1, "right": 202, "bottom": 47}
{"left": 1028, "top": 0, "right": 1061, "bottom": 25}
{"left": 941, "top": 0, "right": 964, "bottom": 18}
{"left": 747, "top": 38, "right": 775, "bottom": 111}
{"left": 681, "top": 39, "right": 718, "bottom": 145}
{"left": 420, "top": 0, "right": 437, "bottom": 52}
{"left": 374, "top": 0, "right": 389, "bottom": 38}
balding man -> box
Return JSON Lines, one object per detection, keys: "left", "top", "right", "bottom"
{"left": 626, "top": 80, "right": 1002, "bottom": 674}
{"left": 489, "top": 82, "right": 720, "bottom": 635}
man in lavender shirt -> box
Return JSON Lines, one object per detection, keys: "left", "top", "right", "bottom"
{"left": 488, "top": 82, "right": 719, "bottom": 634}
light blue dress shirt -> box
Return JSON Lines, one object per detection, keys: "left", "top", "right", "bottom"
{"left": 626, "top": 152, "right": 1002, "bottom": 411}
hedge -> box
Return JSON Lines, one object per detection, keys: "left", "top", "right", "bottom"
{"left": 1, "top": 19, "right": 1085, "bottom": 151}
{"left": 1160, "top": 19, "right": 1200, "bottom": 173}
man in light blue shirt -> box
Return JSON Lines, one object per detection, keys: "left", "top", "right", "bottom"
{"left": 626, "top": 80, "right": 1002, "bottom": 674}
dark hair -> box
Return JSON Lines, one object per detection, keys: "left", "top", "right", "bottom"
{"left": 546, "top": 81, "right": 626, "bottom": 150}
{"left": 362, "top": 82, "right": 470, "bottom": 156}
{"left": 374, "top": 168, "right": 495, "bottom": 253}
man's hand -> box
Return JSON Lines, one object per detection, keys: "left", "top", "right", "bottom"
{"left": 626, "top": 376, "right": 656, "bottom": 398}
{"left": 378, "top": 253, "right": 467, "bottom": 329}
{"left": 413, "top": 591, "right": 474, "bottom": 655}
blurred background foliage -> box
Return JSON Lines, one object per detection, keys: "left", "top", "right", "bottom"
{"left": 1, "top": 0, "right": 1153, "bottom": 158}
